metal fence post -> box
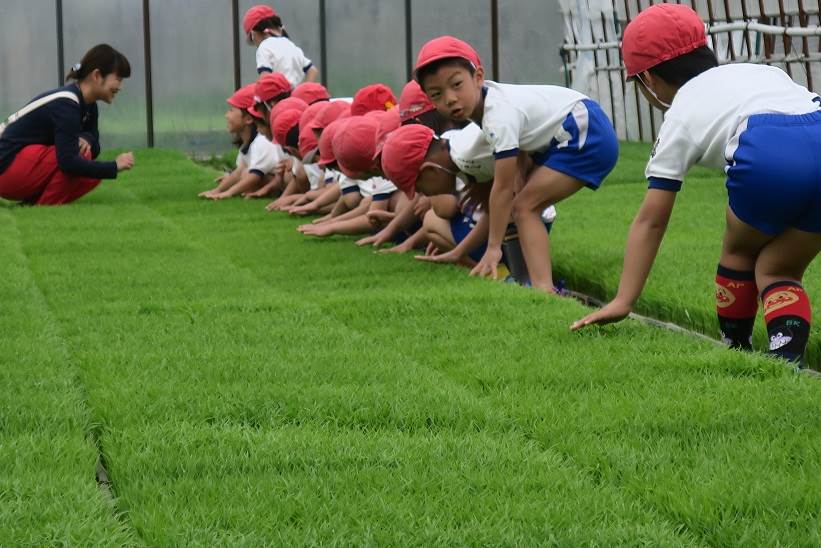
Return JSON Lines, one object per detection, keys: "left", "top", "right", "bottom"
{"left": 232, "top": 0, "right": 241, "bottom": 90}
{"left": 405, "top": 0, "right": 413, "bottom": 80}
{"left": 491, "top": 0, "right": 500, "bottom": 80}
{"left": 319, "top": 0, "right": 328, "bottom": 87}
{"left": 143, "top": 0, "right": 154, "bottom": 148}
{"left": 56, "top": 0, "right": 65, "bottom": 84}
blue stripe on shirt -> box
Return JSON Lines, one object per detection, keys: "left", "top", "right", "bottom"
{"left": 647, "top": 177, "right": 682, "bottom": 192}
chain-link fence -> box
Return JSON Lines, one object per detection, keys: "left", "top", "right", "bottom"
{"left": 560, "top": 0, "right": 821, "bottom": 141}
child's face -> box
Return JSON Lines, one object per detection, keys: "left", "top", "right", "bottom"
{"left": 422, "top": 64, "right": 484, "bottom": 123}
{"left": 225, "top": 107, "right": 248, "bottom": 133}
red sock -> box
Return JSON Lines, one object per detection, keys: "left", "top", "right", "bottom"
{"left": 716, "top": 265, "right": 758, "bottom": 349}
{"left": 761, "top": 281, "right": 812, "bottom": 364}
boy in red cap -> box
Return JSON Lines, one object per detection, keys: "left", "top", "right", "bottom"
{"left": 243, "top": 4, "right": 319, "bottom": 87}
{"left": 199, "top": 84, "right": 283, "bottom": 200}
{"left": 292, "top": 82, "right": 331, "bottom": 105}
{"left": 414, "top": 35, "right": 618, "bottom": 290}
{"left": 572, "top": 4, "right": 821, "bottom": 367}
{"left": 380, "top": 123, "right": 555, "bottom": 276}
{"left": 350, "top": 84, "right": 397, "bottom": 116}
{"left": 245, "top": 108, "right": 308, "bottom": 201}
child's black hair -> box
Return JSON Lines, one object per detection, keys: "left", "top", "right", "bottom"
{"left": 403, "top": 109, "right": 466, "bottom": 135}
{"left": 253, "top": 15, "right": 290, "bottom": 39}
{"left": 285, "top": 125, "right": 300, "bottom": 149}
{"left": 415, "top": 57, "right": 476, "bottom": 92}
{"left": 66, "top": 44, "right": 131, "bottom": 82}
{"left": 647, "top": 46, "right": 718, "bottom": 88}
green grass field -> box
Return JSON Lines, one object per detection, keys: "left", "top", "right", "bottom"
{"left": 2, "top": 148, "right": 820, "bottom": 545}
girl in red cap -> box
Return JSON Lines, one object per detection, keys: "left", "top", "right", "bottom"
{"left": 572, "top": 4, "right": 821, "bottom": 367}
{"left": 413, "top": 36, "right": 618, "bottom": 291}
{"left": 199, "top": 84, "right": 283, "bottom": 200}
{"left": 243, "top": 5, "right": 319, "bottom": 88}
{"left": 0, "top": 44, "right": 135, "bottom": 205}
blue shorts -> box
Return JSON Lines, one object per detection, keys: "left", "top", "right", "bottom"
{"left": 532, "top": 99, "right": 619, "bottom": 190}
{"left": 726, "top": 109, "right": 821, "bottom": 235}
{"left": 450, "top": 213, "right": 487, "bottom": 263}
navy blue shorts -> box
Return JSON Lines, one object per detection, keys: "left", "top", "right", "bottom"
{"left": 532, "top": 99, "right": 619, "bottom": 190}
{"left": 450, "top": 213, "right": 487, "bottom": 263}
{"left": 726, "top": 109, "right": 821, "bottom": 235}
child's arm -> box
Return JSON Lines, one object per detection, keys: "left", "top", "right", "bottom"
{"left": 379, "top": 225, "right": 427, "bottom": 254}
{"left": 288, "top": 183, "right": 340, "bottom": 215}
{"left": 210, "top": 171, "right": 263, "bottom": 199}
{"left": 305, "top": 66, "right": 320, "bottom": 82}
{"left": 571, "top": 189, "right": 677, "bottom": 330}
{"left": 470, "top": 156, "right": 519, "bottom": 278}
{"left": 357, "top": 195, "right": 419, "bottom": 247}
{"left": 245, "top": 172, "right": 283, "bottom": 199}
{"left": 301, "top": 212, "right": 374, "bottom": 237}
{"left": 199, "top": 166, "right": 242, "bottom": 197}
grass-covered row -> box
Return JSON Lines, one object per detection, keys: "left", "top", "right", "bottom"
{"left": 3, "top": 148, "right": 820, "bottom": 544}
{"left": 552, "top": 142, "right": 821, "bottom": 367}
{"left": 0, "top": 209, "right": 135, "bottom": 545}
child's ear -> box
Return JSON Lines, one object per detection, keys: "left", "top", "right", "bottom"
{"left": 474, "top": 66, "right": 485, "bottom": 85}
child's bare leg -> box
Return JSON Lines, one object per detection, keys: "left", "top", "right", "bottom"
{"left": 512, "top": 167, "right": 585, "bottom": 292}
{"left": 423, "top": 209, "right": 456, "bottom": 252}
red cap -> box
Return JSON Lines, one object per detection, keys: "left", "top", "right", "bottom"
{"left": 308, "top": 101, "right": 352, "bottom": 132}
{"left": 622, "top": 4, "right": 707, "bottom": 78}
{"left": 243, "top": 5, "right": 278, "bottom": 35}
{"left": 399, "top": 80, "right": 435, "bottom": 123}
{"left": 292, "top": 82, "right": 331, "bottom": 104}
{"left": 269, "top": 97, "right": 309, "bottom": 128}
{"left": 318, "top": 118, "right": 349, "bottom": 166}
{"left": 371, "top": 108, "right": 402, "bottom": 161}
{"left": 272, "top": 109, "right": 302, "bottom": 147}
{"left": 299, "top": 101, "right": 327, "bottom": 130}
{"left": 332, "top": 116, "right": 380, "bottom": 178}
{"left": 380, "top": 124, "right": 435, "bottom": 198}
{"left": 255, "top": 72, "right": 291, "bottom": 103}
{"left": 227, "top": 84, "right": 262, "bottom": 119}
{"left": 298, "top": 123, "right": 319, "bottom": 159}
{"left": 351, "top": 84, "right": 397, "bottom": 116}
{"left": 414, "top": 36, "right": 482, "bottom": 80}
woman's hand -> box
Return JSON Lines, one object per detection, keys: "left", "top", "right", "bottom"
{"left": 78, "top": 137, "right": 92, "bottom": 156}
{"left": 570, "top": 299, "right": 632, "bottom": 331}
{"left": 116, "top": 152, "right": 135, "bottom": 172}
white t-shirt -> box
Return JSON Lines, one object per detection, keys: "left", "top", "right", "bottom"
{"left": 304, "top": 163, "right": 325, "bottom": 191}
{"left": 337, "top": 172, "right": 359, "bottom": 193}
{"left": 646, "top": 64, "right": 820, "bottom": 186}
{"left": 444, "top": 124, "right": 495, "bottom": 183}
{"left": 358, "top": 177, "right": 398, "bottom": 198}
{"left": 236, "top": 132, "right": 283, "bottom": 176}
{"left": 445, "top": 124, "right": 557, "bottom": 223}
{"left": 256, "top": 36, "right": 313, "bottom": 88}
{"left": 480, "top": 81, "right": 587, "bottom": 157}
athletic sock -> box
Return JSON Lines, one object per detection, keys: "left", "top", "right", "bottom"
{"left": 761, "top": 281, "right": 812, "bottom": 365}
{"left": 715, "top": 265, "right": 758, "bottom": 350}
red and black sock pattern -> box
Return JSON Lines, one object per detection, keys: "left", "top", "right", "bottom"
{"left": 761, "top": 281, "right": 812, "bottom": 365}
{"left": 715, "top": 265, "right": 758, "bottom": 350}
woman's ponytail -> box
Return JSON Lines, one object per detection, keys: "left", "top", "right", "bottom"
{"left": 66, "top": 44, "right": 131, "bottom": 83}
